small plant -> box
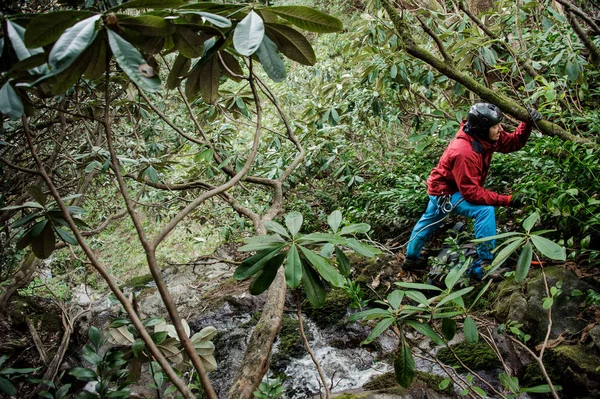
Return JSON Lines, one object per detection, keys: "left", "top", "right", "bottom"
{"left": 108, "top": 317, "right": 218, "bottom": 371}
{"left": 349, "top": 260, "right": 490, "bottom": 389}
{"left": 67, "top": 326, "right": 131, "bottom": 399}
{"left": 342, "top": 277, "right": 368, "bottom": 310}
{"left": 0, "top": 355, "right": 41, "bottom": 397}
{"left": 499, "top": 372, "right": 561, "bottom": 398}
{"left": 253, "top": 376, "right": 284, "bottom": 399}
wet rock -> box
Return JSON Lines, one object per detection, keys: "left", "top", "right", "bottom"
{"left": 492, "top": 266, "right": 592, "bottom": 342}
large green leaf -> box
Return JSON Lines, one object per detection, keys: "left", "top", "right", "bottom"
{"left": 264, "top": 221, "right": 290, "bottom": 238}
{"left": 233, "top": 11, "right": 264, "bottom": 56}
{"left": 436, "top": 286, "right": 473, "bottom": 308}
{"left": 394, "top": 342, "right": 415, "bottom": 388}
{"left": 176, "top": 11, "right": 232, "bottom": 28}
{"left": 50, "top": 49, "right": 89, "bottom": 95}
{"left": 345, "top": 238, "right": 380, "bottom": 257}
{"left": 6, "top": 21, "right": 46, "bottom": 75}
{"left": 485, "top": 237, "right": 525, "bottom": 278}
{"left": 199, "top": 54, "right": 220, "bottom": 104}
{"left": 387, "top": 290, "right": 404, "bottom": 310}
{"left": 285, "top": 212, "right": 303, "bottom": 238}
{"left": 112, "top": 0, "right": 185, "bottom": 9}
{"left": 69, "top": 367, "right": 97, "bottom": 381}
{"left": 255, "top": 35, "right": 286, "bottom": 82}
{"left": 335, "top": 247, "right": 350, "bottom": 276}
{"left": 441, "top": 318, "right": 456, "bottom": 341}
{"left": 405, "top": 320, "right": 445, "bottom": 346}
{"left": 298, "top": 232, "right": 347, "bottom": 245}
{"left": 362, "top": 317, "right": 395, "bottom": 345}
{"left": 83, "top": 36, "right": 108, "bottom": 80}
{"left": 395, "top": 282, "right": 442, "bottom": 291}
{"left": 301, "top": 262, "right": 326, "bottom": 308}
{"left": 522, "top": 211, "right": 539, "bottom": 233}
{"left": 249, "top": 253, "right": 285, "bottom": 295}
{"left": 25, "top": 11, "right": 95, "bottom": 48}
{"left": 327, "top": 210, "right": 342, "bottom": 233}
{"left": 265, "top": 23, "right": 316, "bottom": 66}
{"left": 0, "top": 376, "right": 16, "bottom": 396}
{"left": 185, "top": 60, "right": 203, "bottom": 100}
{"left": 463, "top": 316, "right": 479, "bottom": 343}
{"left": 234, "top": 244, "right": 284, "bottom": 280}
{"left": 239, "top": 234, "right": 286, "bottom": 252}
{"left": 48, "top": 15, "right": 101, "bottom": 75}
{"left": 340, "top": 223, "right": 371, "bottom": 235}
{"left": 107, "top": 29, "right": 161, "bottom": 92}
{"left": 285, "top": 244, "right": 302, "bottom": 289}
{"left": 219, "top": 51, "right": 244, "bottom": 81}
{"left": 300, "top": 246, "right": 344, "bottom": 288}
{"left": 31, "top": 221, "right": 55, "bottom": 259}
{"left": 117, "top": 15, "right": 175, "bottom": 36}
{"left": 167, "top": 54, "right": 191, "bottom": 89}
{"left": 268, "top": 6, "right": 343, "bottom": 33}
{"left": 515, "top": 242, "right": 533, "bottom": 282}
{"left": 348, "top": 308, "right": 393, "bottom": 321}
{"left": 530, "top": 235, "right": 566, "bottom": 261}
{"left": 0, "top": 82, "right": 24, "bottom": 120}
{"left": 174, "top": 27, "right": 206, "bottom": 58}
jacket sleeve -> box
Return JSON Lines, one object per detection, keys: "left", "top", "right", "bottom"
{"left": 452, "top": 150, "right": 511, "bottom": 206}
{"left": 497, "top": 122, "right": 533, "bottom": 153}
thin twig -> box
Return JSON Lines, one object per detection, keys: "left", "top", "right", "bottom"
{"left": 295, "top": 291, "right": 330, "bottom": 399}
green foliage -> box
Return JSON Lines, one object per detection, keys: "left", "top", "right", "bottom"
{"left": 59, "top": 326, "right": 131, "bottom": 399}
{"left": 235, "top": 210, "right": 380, "bottom": 307}
{"left": 253, "top": 376, "right": 284, "bottom": 399}
{"left": 349, "top": 261, "right": 491, "bottom": 390}
{"left": 0, "top": 354, "right": 41, "bottom": 397}
{"left": 1, "top": 187, "right": 87, "bottom": 259}
{"left": 108, "top": 317, "right": 218, "bottom": 372}
{"left": 0, "top": 2, "right": 343, "bottom": 118}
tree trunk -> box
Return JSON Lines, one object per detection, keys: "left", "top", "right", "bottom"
{"left": 227, "top": 269, "right": 287, "bottom": 399}
{"left": 468, "top": 0, "right": 493, "bottom": 14}
{"left": 0, "top": 253, "right": 39, "bottom": 313}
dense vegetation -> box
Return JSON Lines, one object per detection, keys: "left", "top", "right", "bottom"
{"left": 1, "top": 0, "right": 599, "bottom": 398}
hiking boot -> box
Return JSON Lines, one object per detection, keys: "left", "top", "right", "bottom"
{"left": 402, "top": 256, "right": 427, "bottom": 271}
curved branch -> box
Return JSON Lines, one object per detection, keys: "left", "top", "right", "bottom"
{"left": 555, "top": 0, "right": 600, "bottom": 35}
{"left": 380, "top": 0, "right": 586, "bottom": 143}
{"left": 564, "top": 8, "right": 600, "bottom": 69}
{"left": 456, "top": 0, "right": 538, "bottom": 77}
{"left": 415, "top": 13, "right": 454, "bottom": 63}
{"left": 153, "top": 61, "right": 264, "bottom": 248}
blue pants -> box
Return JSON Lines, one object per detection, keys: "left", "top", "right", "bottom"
{"left": 406, "top": 192, "right": 496, "bottom": 261}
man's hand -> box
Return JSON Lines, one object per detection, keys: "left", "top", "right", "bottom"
{"left": 527, "top": 107, "right": 542, "bottom": 122}
{"left": 509, "top": 193, "right": 527, "bottom": 207}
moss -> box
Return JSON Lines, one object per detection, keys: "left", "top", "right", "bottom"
{"left": 124, "top": 274, "right": 154, "bottom": 289}
{"left": 270, "top": 316, "right": 307, "bottom": 373}
{"left": 304, "top": 288, "right": 350, "bottom": 329}
{"left": 554, "top": 344, "right": 600, "bottom": 372}
{"left": 332, "top": 394, "right": 368, "bottom": 399}
{"left": 415, "top": 371, "right": 454, "bottom": 395}
{"left": 362, "top": 370, "right": 453, "bottom": 395}
{"left": 437, "top": 342, "right": 500, "bottom": 371}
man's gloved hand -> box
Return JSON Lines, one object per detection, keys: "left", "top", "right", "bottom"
{"left": 527, "top": 107, "right": 542, "bottom": 122}
{"left": 509, "top": 193, "right": 527, "bottom": 207}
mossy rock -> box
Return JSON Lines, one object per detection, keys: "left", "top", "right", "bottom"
{"left": 270, "top": 315, "right": 308, "bottom": 373}
{"left": 437, "top": 341, "right": 500, "bottom": 371}
{"left": 491, "top": 266, "right": 592, "bottom": 343}
{"left": 522, "top": 344, "right": 600, "bottom": 398}
{"left": 124, "top": 274, "right": 154, "bottom": 289}
{"left": 304, "top": 288, "right": 350, "bottom": 329}
{"left": 362, "top": 370, "right": 454, "bottom": 396}
{"left": 352, "top": 254, "right": 401, "bottom": 301}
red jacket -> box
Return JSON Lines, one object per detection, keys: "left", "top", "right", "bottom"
{"left": 427, "top": 121, "right": 533, "bottom": 206}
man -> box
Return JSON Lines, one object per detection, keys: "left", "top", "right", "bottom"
{"left": 402, "top": 103, "right": 542, "bottom": 277}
